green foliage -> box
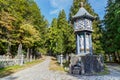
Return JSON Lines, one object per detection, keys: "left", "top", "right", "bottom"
{"left": 103, "top": 0, "right": 120, "bottom": 62}
{"left": 0, "top": 0, "right": 48, "bottom": 55}
{"left": 37, "top": 48, "right": 47, "bottom": 55}
{"left": 47, "top": 10, "right": 75, "bottom": 55}
{"left": 20, "top": 24, "right": 40, "bottom": 47}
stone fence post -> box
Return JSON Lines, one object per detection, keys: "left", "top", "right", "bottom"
{"left": 60, "top": 54, "right": 63, "bottom": 66}
{"left": 20, "top": 54, "right": 24, "bottom": 66}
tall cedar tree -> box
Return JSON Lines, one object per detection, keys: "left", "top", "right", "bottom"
{"left": 0, "top": 0, "right": 48, "bottom": 55}
{"left": 57, "top": 10, "right": 75, "bottom": 55}
{"left": 47, "top": 10, "right": 75, "bottom": 56}
{"left": 47, "top": 18, "right": 62, "bottom": 55}
{"left": 103, "top": 0, "right": 120, "bottom": 62}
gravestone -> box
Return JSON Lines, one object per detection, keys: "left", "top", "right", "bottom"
{"left": 16, "top": 43, "right": 24, "bottom": 65}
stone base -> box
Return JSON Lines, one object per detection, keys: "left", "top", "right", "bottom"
{"left": 69, "top": 54, "right": 104, "bottom": 75}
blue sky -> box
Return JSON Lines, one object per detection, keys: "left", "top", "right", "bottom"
{"left": 35, "top": 0, "right": 107, "bottom": 24}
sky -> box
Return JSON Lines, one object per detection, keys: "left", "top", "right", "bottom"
{"left": 35, "top": 0, "right": 107, "bottom": 24}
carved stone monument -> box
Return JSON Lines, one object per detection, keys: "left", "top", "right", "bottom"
{"left": 69, "top": 2, "right": 104, "bottom": 75}
{"left": 16, "top": 43, "right": 24, "bottom": 65}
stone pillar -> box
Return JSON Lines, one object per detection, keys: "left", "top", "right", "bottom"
{"left": 30, "top": 55, "right": 32, "bottom": 62}
{"left": 76, "top": 34, "right": 80, "bottom": 54}
{"left": 20, "top": 54, "right": 24, "bottom": 66}
{"left": 84, "top": 32, "right": 86, "bottom": 53}
{"left": 89, "top": 34, "right": 92, "bottom": 55}
{"left": 17, "top": 43, "right": 22, "bottom": 65}
{"left": 60, "top": 54, "right": 63, "bottom": 66}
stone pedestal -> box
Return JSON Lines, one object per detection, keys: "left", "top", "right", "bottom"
{"left": 69, "top": 54, "right": 104, "bottom": 75}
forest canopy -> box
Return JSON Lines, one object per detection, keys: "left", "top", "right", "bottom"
{"left": 0, "top": 0, "right": 48, "bottom": 56}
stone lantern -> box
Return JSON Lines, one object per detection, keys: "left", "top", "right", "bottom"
{"left": 72, "top": 2, "right": 94, "bottom": 55}
{"left": 69, "top": 2, "right": 104, "bottom": 75}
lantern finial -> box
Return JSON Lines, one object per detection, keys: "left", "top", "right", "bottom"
{"left": 80, "top": 2, "right": 83, "bottom": 7}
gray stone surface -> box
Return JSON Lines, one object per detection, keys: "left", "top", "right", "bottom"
{"left": 70, "top": 55, "right": 104, "bottom": 75}
{"left": 0, "top": 57, "right": 120, "bottom": 80}
{"left": 81, "top": 55, "right": 104, "bottom": 74}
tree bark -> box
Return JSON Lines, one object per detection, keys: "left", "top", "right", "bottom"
{"left": 117, "top": 51, "right": 120, "bottom": 63}
{"left": 113, "top": 52, "right": 118, "bottom": 62}
{"left": 27, "top": 48, "right": 30, "bottom": 61}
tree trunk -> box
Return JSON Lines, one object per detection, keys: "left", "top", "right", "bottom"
{"left": 27, "top": 48, "right": 30, "bottom": 61}
{"left": 113, "top": 52, "right": 117, "bottom": 62}
{"left": 6, "top": 42, "right": 11, "bottom": 57}
{"left": 117, "top": 51, "right": 120, "bottom": 63}
{"left": 30, "top": 48, "right": 33, "bottom": 61}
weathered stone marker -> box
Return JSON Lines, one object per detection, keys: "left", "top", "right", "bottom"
{"left": 20, "top": 54, "right": 24, "bottom": 66}
{"left": 70, "top": 2, "right": 104, "bottom": 75}
{"left": 60, "top": 54, "right": 63, "bottom": 66}
{"left": 17, "top": 43, "right": 23, "bottom": 65}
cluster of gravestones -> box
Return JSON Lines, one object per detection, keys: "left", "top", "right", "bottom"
{"left": 0, "top": 44, "right": 41, "bottom": 68}
{"left": 69, "top": 54, "right": 104, "bottom": 75}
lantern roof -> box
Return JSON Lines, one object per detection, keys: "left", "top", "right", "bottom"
{"left": 72, "top": 2, "right": 95, "bottom": 20}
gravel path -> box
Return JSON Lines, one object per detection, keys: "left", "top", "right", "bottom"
{"left": 1, "top": 57, "right": 120, "bottom": 80}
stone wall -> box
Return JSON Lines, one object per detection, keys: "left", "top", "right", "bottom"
{"left": 0, "top": 55, "right": 32, "bottom": 68}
